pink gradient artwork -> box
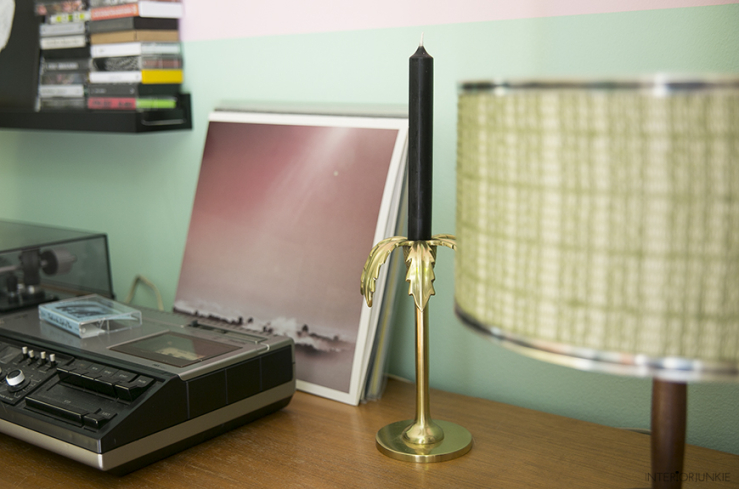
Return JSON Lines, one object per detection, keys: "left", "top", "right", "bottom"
{"left": 174, "top": 112, "right": 407, "bottom": 404}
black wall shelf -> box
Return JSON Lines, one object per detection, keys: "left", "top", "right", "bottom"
{"left": 0, "top": 94, "right": 192, "bottom": 133}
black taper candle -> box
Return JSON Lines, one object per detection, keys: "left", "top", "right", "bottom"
{"left": 408, "top": 39, "right": 433, "bottom": 241}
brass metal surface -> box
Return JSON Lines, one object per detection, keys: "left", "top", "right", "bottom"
{"left": 361, "top": 234, "right": 456, "bottom": 310}
{"left": 376, "top": 419, "right": 473, "bottom": 463}
{"left": 361, "top": 234, "right": 470, "bottom": 462}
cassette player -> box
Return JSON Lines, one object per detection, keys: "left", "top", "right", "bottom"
{"left": 0, "top": 305, "right": 295, "bottom": 474}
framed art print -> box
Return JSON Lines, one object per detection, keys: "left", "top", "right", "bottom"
{"left": 174, "top": 109, "right": 407, "bottom": 405}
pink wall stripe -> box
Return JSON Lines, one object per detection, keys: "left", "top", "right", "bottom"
{"left": 179, "top": 0, "right": 738, "bottom": 42}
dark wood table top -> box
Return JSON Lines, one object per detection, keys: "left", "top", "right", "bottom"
{"left": 0, "top": 378, "right": 736, "bottom": 488}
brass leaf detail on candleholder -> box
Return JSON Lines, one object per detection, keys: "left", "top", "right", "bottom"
{"left": 361, "top": 235, "right": 457, "bottom": 310}
{"left": 403, "top": 235, "right": 455, "bottom": 310}
{"left": 427, "top": 234, "right": 457, "bottom": 252}
{"left": 360, "top": 234, "right": 457, "bottom": 310}
{"left": 361, "top": 236, "right": 411, "bottom": 307}
{"left": 404, "top": 241, "right": 439, "bottom": 312}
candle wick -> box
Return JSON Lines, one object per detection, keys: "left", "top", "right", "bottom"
{"left": 419, "top": 32, "right": 424, "bottom": 47}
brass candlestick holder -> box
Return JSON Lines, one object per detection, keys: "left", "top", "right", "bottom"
{"left": 361, "top": 234, "right": 472, "bottom": 462}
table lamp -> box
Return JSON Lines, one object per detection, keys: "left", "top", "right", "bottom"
{"left": 455, "top": 77, "right": 739, "bottom": 489}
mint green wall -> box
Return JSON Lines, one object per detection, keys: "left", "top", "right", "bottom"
{"left": 1, "top": 5, "right": 738, "bottom": 454}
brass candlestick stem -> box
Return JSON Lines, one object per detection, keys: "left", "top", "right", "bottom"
{"left": 361, "top": 234, "right": 472, "bottom": 462}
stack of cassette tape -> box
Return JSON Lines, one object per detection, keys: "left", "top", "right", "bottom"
{"left": 87, "top": 0, "right": 184, "bottom": 111}
{"left": 32, "top": 0, "right": 184, "bottom": 111}
{"left": 35, "top": 0, "right": 91, "bottom": 110}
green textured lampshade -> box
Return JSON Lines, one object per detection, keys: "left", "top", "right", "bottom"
{"left": 455, "top": 78, "right": 739, "bottom": 381}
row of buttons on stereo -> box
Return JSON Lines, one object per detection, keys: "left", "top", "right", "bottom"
{"left": 25, "top": 396, "right": 117, "bottom": 429}
{"left": 56, "top": 359, "right": 154, "bottom": 402}
{"left": 0, "top": 347, "right": 72, "bottom": 405}
{"left": 15, "top": 346, "right": 59, "bottom": 369}
{"left": 2, "top": 347, "right": 63, "bottom": 390}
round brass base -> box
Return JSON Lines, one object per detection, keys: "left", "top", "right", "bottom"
{"left": 376, "top": 419, "right": 473, "bottom": 463}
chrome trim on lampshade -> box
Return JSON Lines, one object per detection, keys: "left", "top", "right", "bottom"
{"left": 459, "top": 75, "right": 739, "bottom": 95}
{"left": 457, "top": 304, "right": 739, "bottom": 382}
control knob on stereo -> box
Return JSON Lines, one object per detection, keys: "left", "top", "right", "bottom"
{"left": 6, "top": 369, "right": 25, "bottom": 387}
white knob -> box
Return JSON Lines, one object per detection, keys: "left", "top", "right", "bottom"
{"left": 6, "top": 370, "right": 25, "bottom": 387}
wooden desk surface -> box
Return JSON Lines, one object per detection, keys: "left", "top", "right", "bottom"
{"left": 0, "top": 378, "right": 736, "bottom": 488}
